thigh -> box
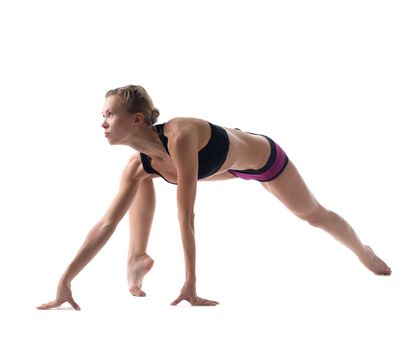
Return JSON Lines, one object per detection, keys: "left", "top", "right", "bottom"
{"left": 260, "top": 159, "right": 323, "bottom": 217}
{"left": 199, "top": 170, "right": 238, "bottom": 181}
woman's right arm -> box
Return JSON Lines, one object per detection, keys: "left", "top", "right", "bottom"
{"left": 37, "top": 156, "right": 144, "bottom": 310}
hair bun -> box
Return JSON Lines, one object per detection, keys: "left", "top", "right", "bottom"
{"left": 150, "top": 108, "right": 160, "bottom": 124}
{"left": 151, "top": 108, "right": 160, "bottom": 119}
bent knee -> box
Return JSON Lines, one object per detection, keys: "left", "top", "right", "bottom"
{"left": 296, "top": 206, "right": 330, "bottom": 228}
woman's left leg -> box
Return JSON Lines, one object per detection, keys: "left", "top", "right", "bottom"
{"left": 260, "top": 159, "right": 391, "bottom": 275}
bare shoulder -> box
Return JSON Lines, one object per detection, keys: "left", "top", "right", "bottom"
{"left": 128, "top": 152, "right": 142, "bottom": 164}
{"left": 124, "top": 152, "right": 155, "bottom": 182}
{"left": 164, "top": 117, "right": 207, "bottom": 138}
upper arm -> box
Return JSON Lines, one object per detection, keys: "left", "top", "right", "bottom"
{"left": 101, "top": 155, "right": 144, "bottom": 228}
{"left": 169, "top": 127, "right": 199, "bottom": 221}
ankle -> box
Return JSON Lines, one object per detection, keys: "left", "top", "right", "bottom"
{"left": 357, "top": 245, "right": 372, "bottom": 262}
{"left": 128, "top": 252, "right": 149, "bottom": 264}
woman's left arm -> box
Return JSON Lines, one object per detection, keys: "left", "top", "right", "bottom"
{"left": 169, "top": 130, "right": 219, "bottom": 306}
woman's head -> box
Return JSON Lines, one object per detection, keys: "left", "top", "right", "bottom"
{"left": 102, "top": 85, "right": 160, "bottom": 145}
{"left": 105, "top": 85, "right": 160, "bottom": 126}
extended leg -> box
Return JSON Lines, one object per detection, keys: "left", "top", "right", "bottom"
{"left": 260, "top": 160, "right": 391, "bottom": 275}
{"left": 127, "top": 179, "right": 156, "bottom": 296}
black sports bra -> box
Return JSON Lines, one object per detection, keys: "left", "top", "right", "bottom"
{"left": 139, "top": 121, "right": 230, "bottom": 185}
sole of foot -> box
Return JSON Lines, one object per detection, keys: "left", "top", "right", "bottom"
{"left": 127, "top": 254, "right": 154, "bottom": 297}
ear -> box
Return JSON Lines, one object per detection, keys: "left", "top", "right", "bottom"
{"left": 132, "top": 112, "right": 146, "bottom": 126}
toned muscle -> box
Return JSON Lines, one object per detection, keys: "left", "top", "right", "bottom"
{"left": 144, "top": 117, "right": 272, "bottom": 183}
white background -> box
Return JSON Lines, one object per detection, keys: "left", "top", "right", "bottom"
{"left": 1, "top": 0, "right": 416, "bottom": 349}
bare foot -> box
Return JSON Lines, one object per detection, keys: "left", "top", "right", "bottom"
{"left": 127, "top": 254, "right": 154, "bottom": 296}
{"left": 359, "top": 245, "right": 392, "bottom": 275}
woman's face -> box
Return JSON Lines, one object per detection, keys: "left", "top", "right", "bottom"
{"left": 101, "top": 95, "right": 135, "bottom": 145}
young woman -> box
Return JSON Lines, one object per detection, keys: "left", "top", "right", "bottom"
{"left": 37, "top": 85, "right": 391, "bottom": 310}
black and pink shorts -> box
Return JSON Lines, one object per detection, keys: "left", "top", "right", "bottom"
{"left": 228, "top": 130, "right": 289, "bottom": 182}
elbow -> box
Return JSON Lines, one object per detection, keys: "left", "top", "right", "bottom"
{"left": 178, "top": 212, "right": 195, "bottom": 226}
{"left": 99, "top": 220, "right": 117, "bottom": 235}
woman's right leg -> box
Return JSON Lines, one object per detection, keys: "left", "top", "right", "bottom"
{"left": 127, "top": 179, "right": 156, "bottom": 296}
{"left": 259, "top": 159, "right": 391, "bottom": 275}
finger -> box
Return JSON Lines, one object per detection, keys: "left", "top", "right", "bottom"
{"left": 196, "top": 301, "right": 218, "bottom": 306}
{"left": 193, "top": 297, "right": 219, "bottom": 306}
{"left": 171, "top": 296, "right": 184, "bottom": 306}
{"left": 37, "top": 301, "right": 59, "bottom": 309}
{"left": 194, "top": 296, "right": 217, "bottom": 303}
{"left": 37, "top": 300, "right": 62, "bottom": 310}
{"left": 68, "top": 297, "right": 81, "bottom": 311}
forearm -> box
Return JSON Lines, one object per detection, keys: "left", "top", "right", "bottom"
{"left": 179, "top": 222, "right": 196, "bottom": 282}
{"left": 61, "top": 220, "right": 115, "bottom": 284}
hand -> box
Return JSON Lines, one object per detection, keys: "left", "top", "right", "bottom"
{"left": 37, "top": 279, "right": 81, "bottom": 311}
{"left": 171, "top": 281, "right": 219, "bottom": 306}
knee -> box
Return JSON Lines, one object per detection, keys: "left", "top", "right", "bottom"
{"left": 298, "top": 206, "right": 331, "bottom": 228}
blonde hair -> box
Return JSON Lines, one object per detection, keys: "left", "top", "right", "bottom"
{"left": 105, "top": 85, "right": 160, "bottom": 125}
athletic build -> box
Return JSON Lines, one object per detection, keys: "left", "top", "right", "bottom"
{"left": 38, "top": 85, "right": 391, "bottom": 310}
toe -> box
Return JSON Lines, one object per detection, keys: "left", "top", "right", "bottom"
{"left": 129, "top": 285, "right": 146, "bottom": 297}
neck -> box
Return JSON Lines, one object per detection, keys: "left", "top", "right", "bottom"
{"left": 125, "top": 124, "right": 167, "bottom": 160}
